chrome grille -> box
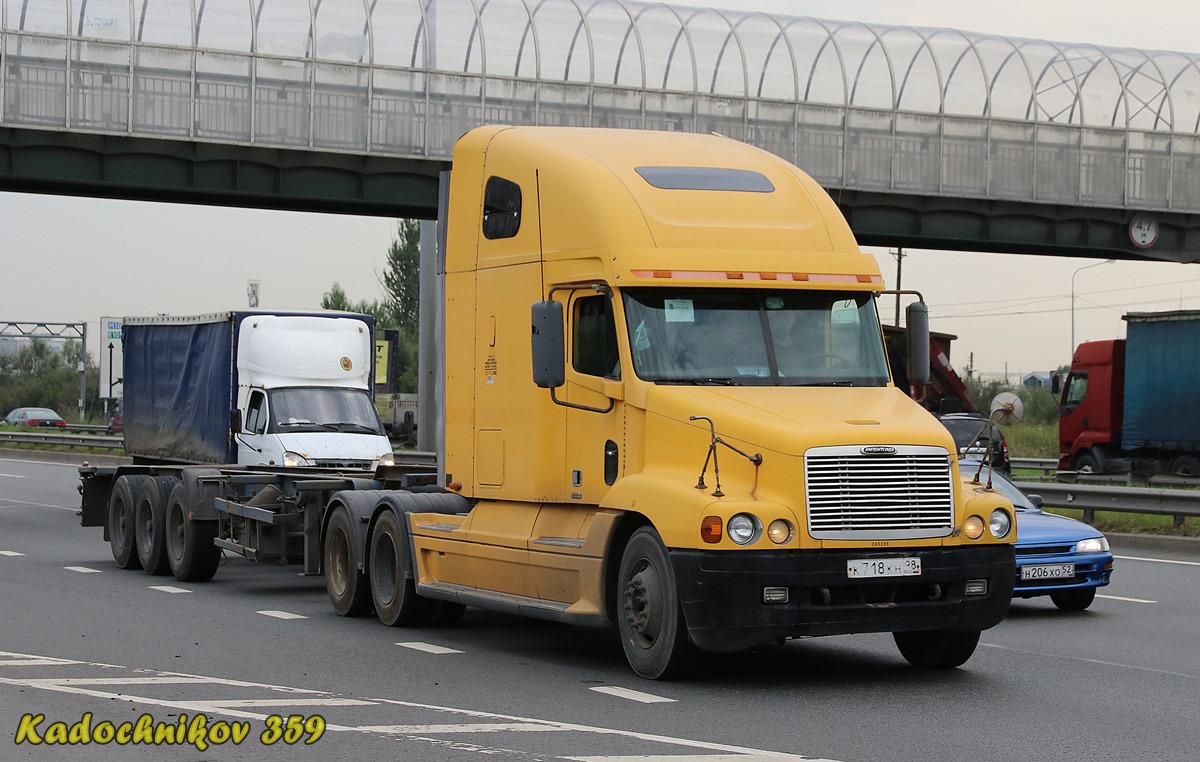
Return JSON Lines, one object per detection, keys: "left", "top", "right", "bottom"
{"left": 805, "top": 445, "right": 954, "bottom": 540}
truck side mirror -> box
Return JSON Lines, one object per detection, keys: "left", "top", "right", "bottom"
{"left": 531, "top": 300, "right": 565, "bottom": 388}
{"left": 230, "top": 408, "right": 243, "bottom": 434}
{"left": 905, "top": 301, "right": 930, "bottom": 388}
{"left": 1050, "top": 372, "right": 1062, "bottom": 396}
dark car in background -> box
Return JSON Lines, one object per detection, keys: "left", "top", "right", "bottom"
{"left": 939, "top": 412, "right": 1011, "bottom": 472}
{"left": 962, "top": 459, "right": 1114, "bottom": 611}
{"left": 3, "top": 407, "right": 67, "bottom": 428}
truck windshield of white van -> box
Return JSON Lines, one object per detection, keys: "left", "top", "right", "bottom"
{"left": 623, "top": 289, "right": 890, "bottom": 386}
{"left": 269, "top": 388, "right": 385, "bottom": 434}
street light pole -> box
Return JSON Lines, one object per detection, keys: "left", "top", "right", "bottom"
{"left": 1070, "top": 259, "right": 1115, "bottom": 357}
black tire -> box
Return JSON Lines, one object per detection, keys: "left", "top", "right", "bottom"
{"left": 1170, "top": 455, "right": 1200, "bottom": 476}
{"left": 616, "top": 527, "right": 697, "bottom": 680}
{"left": 135, "top": 476, "right": 175, "bottom": 575}
{"left": 369, "top": 510, "right": 433, "bottom": 626}
{"left": 108, "top": 475, "right": 147, "bottom": 570}
{"left": 165, "top": 483, "right": 221, "bottom": 583}
{"left": 893, "top": 630, "right": 980, "bottom": 669}
{"left": 325, "top": 505, "right": 371, "bottom": 617}
{"left": 1051, "top": 588, "right": 1097, "bottom": 611}
{"left": 1072, "top": 452, "right": 1100, "bottom": 474}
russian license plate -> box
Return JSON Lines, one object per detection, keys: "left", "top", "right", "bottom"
{"left": 1021, "top": 562, "right": 1075, "bottom": 580}
{"left": 847, "top": 557, "right": 921, "bottom": 579}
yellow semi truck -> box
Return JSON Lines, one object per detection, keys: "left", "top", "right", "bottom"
{"left": 81, "top": 125, "right": 1015, "bottom": 679}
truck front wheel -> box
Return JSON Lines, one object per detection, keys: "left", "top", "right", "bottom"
{"left": 893, "top": 629, "right": 980, "bottom": 668}
{"left": 325, "top": 506, "right": 371, "bottom": 616}
{"left": 369, "top": 511, "right": 432, "bottom": 626}
{"left": 108, "top": 475, "right": 147, "bottom": 570}
{"left": 617, "top": 527, "right": 697, "bottom": 680}
{"left": 1072, "top": 452, "right": 1100, "bottom": 473}
{"left": 165, "top": 483, "right": 221, "bottom": 582}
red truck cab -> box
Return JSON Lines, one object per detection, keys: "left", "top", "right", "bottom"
{"left": 1056, "top": 340, "right": 1125, "bottom": 472}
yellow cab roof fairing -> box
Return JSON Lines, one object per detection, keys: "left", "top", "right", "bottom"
{"left": 448, "top": 125, "right": 880, "bottom": 283}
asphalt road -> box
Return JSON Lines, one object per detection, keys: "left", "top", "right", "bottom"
{"left": 2, "top": 452, "right": 1199, "bottom": 761}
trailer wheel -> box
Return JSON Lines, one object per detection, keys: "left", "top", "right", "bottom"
{"left": 165, "top": 483, "right": 221, "bottom": 582}
{"left": 325, "top": 506, "right": 371, "bottom": 616}
{"left": 108, "top": 475, "right": 147, "bottom": 570}
{"left": 135, "top": 476, "right": 175, "bottom": 575}
{"left": 1051, "top": 588, "right": 1096, "bottom": 611}
{"left": 893, "top": 629, "right": 980, "bottom": 668}
{"left": 617, "top": 527, "right": 697, "bottom": 680}
{"left": 369, "top": 511, "right": 433, "bottom": 626}
{"left": 1170, "top": 455, "right": 1200, "bottom": 476}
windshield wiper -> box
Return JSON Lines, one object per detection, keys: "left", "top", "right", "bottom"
{"left": 658, "top": 377, "right": 741, "bottom": 386}
{"left": 327, "top": 422, "right": 380, "bottom": 434}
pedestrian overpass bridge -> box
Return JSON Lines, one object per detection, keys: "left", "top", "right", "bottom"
{"left": 3, "top": 0, "right": 1200, "bottom": 262}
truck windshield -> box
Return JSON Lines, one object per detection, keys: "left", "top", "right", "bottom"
{"left": 268, "top": 388, "right": 384, "bottom": 434}
{"left": 623, "top": 288, "right": 890, "bottom": 386}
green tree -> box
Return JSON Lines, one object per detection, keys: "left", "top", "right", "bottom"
{"left": 0, "top": 338, "right": 103, "bottom": 422}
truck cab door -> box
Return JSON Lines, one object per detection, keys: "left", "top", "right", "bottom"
{"left": 238, "top": 389, "right": 272, "bottom": 465}
{"left": 563, "top": 292, "right": 625, "bottom": 504}
{"left": 1058, "top": 371, "right": 1089, "bottom": 460}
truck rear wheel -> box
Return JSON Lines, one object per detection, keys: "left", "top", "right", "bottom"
{"left": 369, "top": 511, "right": 432, "bottom": 626}
{"left": 617, "top": 527, "right": 697, "bottom": 680}
{"left": 893, "top": 629, "right": 980, "bottom": 668}
{"left": 135, "top": 476, "right": 175, "bottom": 575}
{"left": 1170, "top": 455, "right": 1200, "bottom": 476}
{"left": 165, "top": 483, "right": 221, "bottom": 582}
{"left": 108, "top": 475, "right": 147, "bottom": 570}
{"left": 325, "top": 506, "right": 371, "bottom": 616}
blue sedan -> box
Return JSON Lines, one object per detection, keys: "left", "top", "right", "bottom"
{"left": 961, "top": 460, "right": 1114, "bottom": 611}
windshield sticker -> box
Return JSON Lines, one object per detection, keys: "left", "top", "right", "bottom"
{"left": 663, "top": 299, "right": 695, "bottom": 323}
{"left": 633, "top": 320, "right": 652, "bottom": 352}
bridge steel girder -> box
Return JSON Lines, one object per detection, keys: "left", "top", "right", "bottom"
{"left": 837, "top": 189, "right": 1200, "bottom": 264}
{"left": 0, "top": 125, "right": 1197, "bottom": 264}
{"left": 0, "top": 128, "right": 445, "bottom": 220}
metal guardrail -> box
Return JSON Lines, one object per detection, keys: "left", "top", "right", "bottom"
{"left": 1011, "top": 457, "right": 1058, "bottom": 474}
{"left": 0, "top": 431, "right": 124, "bottom": 449}
{"left": 1014, "top": 480, "right": 1200, "bottom": 527}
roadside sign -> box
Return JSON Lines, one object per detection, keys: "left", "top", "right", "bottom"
{"left": 99, "top": 317, "right": 123, "bottom": 399}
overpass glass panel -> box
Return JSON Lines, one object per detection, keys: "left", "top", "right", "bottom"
{"left": 631, "top": 4, "right": 692, "bottom": 93}
{"left": 134, "top": 0, "right": 194, "bottom": 46}
{"left": 528, "top": 1, "right": 591, "bottom": 84}
{"left": 313, "top": 0, "right": 370, "bottom": 63}
{"left": 195, "top": 0, "right": 253, "bottom": 52}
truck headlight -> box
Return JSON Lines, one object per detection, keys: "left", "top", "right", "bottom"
{"left": 963, "top": 515, "right": 984, "bottom": 540}
{"left": 988, "top": 509, "right": 1013, "bottom": 539}
{"left": 379, "top": 452, "right": 395, "bottom": 467}
{"left": 282, "top": 451, "right": 312, "bottom": 467}
{"left": 1077, "top": 537, "right": 1109, "bottom": 553}
{"left": 727, "top": 514, "right": 761, "bottom": 545}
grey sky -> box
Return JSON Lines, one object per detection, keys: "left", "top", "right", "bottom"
{"left": 3, "top": 0, "right": 1198, "bottom": 379}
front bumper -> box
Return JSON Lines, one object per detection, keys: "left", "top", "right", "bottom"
{"left": 1014, "top": 550, "right": 1113, "bottom": 598}
{"left": 672, "top": 544, "right": 1015, "bottom": 653}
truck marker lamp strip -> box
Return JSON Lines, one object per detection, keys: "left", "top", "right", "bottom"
{"left": 631, "top": 270, "right": 882, "bottom": 284}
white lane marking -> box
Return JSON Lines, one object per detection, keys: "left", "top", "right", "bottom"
{"left": 63, "top": 566, "right": 101, "bottom": 574}
{"left": 149, "top": 585, "right": 192, "bottom": 594}
{"left": 360, "top": 723, "right": 571, "bottom": 734}
{"left": 0, "top": 649, "right": 840, "bottom": 761}
{"left": 0, "top": 658, "right": 82, "bottom": 667}
{"left": 981, "top": 643, "right": 1200, "bottom": 682}
{"left": 0, "top": 458, "right": 81, "bottom": 468}
{"left": 1115, "top": 554, "right": 1200, "bottom": 567}
{"left": 0, "top": 550, "right": 25, "bottom": 556}
{"left": 396, "top": 641, "right": 462, "bottom": 654}
{"left": 0, "top": 472, "right": 26, "bottom": 478}
{"left": 1098, "top": 593, "right": 1157, "bottom": 603}
{"left": 206, "top": 698, "right": 377, "bottom": 708}
{"left": 565, "top": 757, "right": 811, "bottom": 762}
{"left": 589, "top": 686, "right": 676, "bottom": 704}
{"left": 0, "top": 496, "right": 77, "bottom": 511}
{"left": 22, "top": 676, "right": 219, "bottom": 686}
{"left": 257, "top": 610, "right": 307, "bottom": 620}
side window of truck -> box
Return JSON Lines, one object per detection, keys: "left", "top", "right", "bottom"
{"left": 482, "top": 176, "right": 521, "bottom": 239}
{"left": 573, "top": 295, "right": 620, "bottom": 379}
{"left": 245, "top": 391, "right": 267, "bottom": 434}
{"left": 1062, "top": 373, "right": 1088, "bottom": 415}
